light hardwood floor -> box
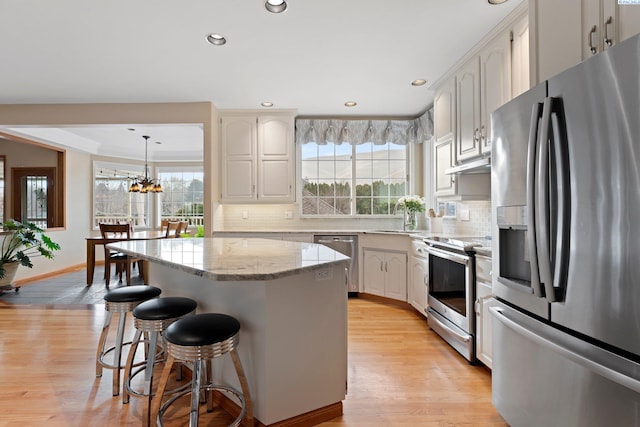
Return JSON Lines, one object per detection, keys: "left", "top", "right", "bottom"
{"left": 0, "top": 297, "right": 507, "bottom": 427}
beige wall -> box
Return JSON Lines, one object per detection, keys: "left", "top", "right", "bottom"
{"left": 0, "top": 102, "right": 217, "bottom": 281}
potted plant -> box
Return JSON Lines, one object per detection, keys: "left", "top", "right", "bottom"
{"left": 0, "top": 219, "right": 61, "bottom": 285}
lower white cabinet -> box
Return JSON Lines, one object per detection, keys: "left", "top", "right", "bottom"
{"left": 409, "top": 254, "right": 428, "bottom": 316}
{"left": 363, "top": 249, "right": 407, "bottom": 301}
{"left": 475, "top": 254, "right": 495, "bottom": 368}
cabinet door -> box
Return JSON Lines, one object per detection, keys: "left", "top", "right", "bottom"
{"left": 511, "top": 14, "right": 530, "bottom": 98}
{"left": 433, "top": 77, "right": 456, "bottom": 143}
{"left": 221, "top": 116, "right": 257, "bottom": 201}
{"left": 481, "top": 32, "right": 511, "bottom": 155}
{"left": 363, "top": 250, "right": 385, "bottom": 297}
{"left": 434, "top": 138, "right": 456, "bottom": 196}
{"left": 476, "top": 281, "right": 494, "bottom": 368}
{"left": 409, "top": 255, "right": 427, "bottom": 315}
{"left": 530, "top": 0, "right": 582, "bottom": 84}
{"left": 384, "top": 252, "right": 407, "bottom": 301}
{"left": 258, "top": 115, "right": 294, "bottom": 202}
{"left": 613, "top": 1, "right": 640, "bottom": 47}
{"left": 456, "top": 57, "right": 481, "bottom": 162}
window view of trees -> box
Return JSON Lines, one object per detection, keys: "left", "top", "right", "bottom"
{"left": 94, "top": 167, "right": 147, "bottom": 228}
{"left": 158, "top": 169, "right": 204, "bottom": 226}
{"left": 301, "top": 142, "right": 407, "bottom": 216}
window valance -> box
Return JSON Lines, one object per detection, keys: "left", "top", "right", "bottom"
{"left": 295, "top": 109, "right": 432, "bottom": 146}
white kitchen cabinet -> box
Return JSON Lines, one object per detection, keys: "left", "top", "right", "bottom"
{"left": 530, "top": 0, "right": 640, "bottom": 84}
{"left": 363, "top": 249, "right": 407, "bottom": 302}
{"left": 434, "top": 137, "right": 456, "bottom": 197}
{"left": 456, "top": 57, "right": 481, "bottom": 162}
{"left": 511, "top": 14, "right": 530, "bottom": 98}
{"left": 480, "top": 32, "right": 511, "bottom": 155}
{"left": 456, "top": 31, "right": 511, "bottom": 161}
{"left": 433, "top": 136, "right": 491, "bottom": 200}
{"left": 409, "top": 241, "right": 428, "bottom": 317}
{"left": 475, "top": 254, "right": 495, "bottom": 369}
{"left": 433, "top": 77, "right": 456, "bottom": 144}
{"left": 221, "top": 113, "right": 294, "bottom": 203}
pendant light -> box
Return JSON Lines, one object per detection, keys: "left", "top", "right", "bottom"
{"left": 129, "top": 135, "right": 163, "bottom": 193}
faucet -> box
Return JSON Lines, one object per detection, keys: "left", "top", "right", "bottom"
{"left": 393, "top": 200, "right": 411, "bottom": 231}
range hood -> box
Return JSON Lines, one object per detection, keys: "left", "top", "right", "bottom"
{"left": 445, "top": 156, "right": 491, "bottom": 175}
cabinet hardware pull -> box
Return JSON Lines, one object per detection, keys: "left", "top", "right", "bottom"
{"left": 385, "top": 261, "right": 388, "bottom": 273}
{"left": 588, "top": 25, "right": 598, "bottom": 54}
{"left": 604, "top": 16, "right": 613, "bottom": 47}
{"left": 380, "top": 261, "right": 383, "bottom": 272}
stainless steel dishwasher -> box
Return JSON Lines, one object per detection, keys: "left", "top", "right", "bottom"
{"left": 314, "top": 235, "right": 358, "bottom": 296}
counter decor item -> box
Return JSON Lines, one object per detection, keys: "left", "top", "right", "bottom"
{"left": 396, "top": 195, "right": 425, "bottom": 231}
{"left": 0, "top": 219, "right": 61, "bottom": 289}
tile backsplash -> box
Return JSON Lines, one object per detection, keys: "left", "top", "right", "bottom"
{"left": 217, "top": 200, "right": 491, "bottom": 237}
{"left": 437, "top": 201, "right": 491, "bottom": 237}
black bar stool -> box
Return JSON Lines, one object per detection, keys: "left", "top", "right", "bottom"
{"left": 123, "top": 296, "right": 198, "bottom": 427}
{"left": 96, "top": 285, "right": 162, "bottom": 396}
{"left": 151, "top": 313, "right": 254, "bottom": 427}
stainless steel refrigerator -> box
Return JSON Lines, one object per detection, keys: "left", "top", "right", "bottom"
{"left": 491, "top": 33, "right": 640, "bottom": 426}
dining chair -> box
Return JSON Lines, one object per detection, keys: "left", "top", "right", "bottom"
{"left": 164, "top": 221, "right": 181, "bottom": 238}
{"left": 177, "top": 220, "right": 189, "bottom": 237}
{"left": 99, "top": 223, "right": 141, "bottom": 287}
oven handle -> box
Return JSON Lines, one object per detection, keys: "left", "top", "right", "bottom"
{"left": 425, "top": 246, "right": 470, "bottom": 265}
{"left": 428, "top": 308, "right": 471, "bottom": 343}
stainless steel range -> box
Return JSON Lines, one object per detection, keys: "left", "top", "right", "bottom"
{"left": 424, "top": 236, "right": 490, "bottom": 363}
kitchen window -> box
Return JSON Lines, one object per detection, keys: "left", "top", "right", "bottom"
{"left": 300, "top": 141, "right": 407, "bottom": 216}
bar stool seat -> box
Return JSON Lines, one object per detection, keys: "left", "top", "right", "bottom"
{"left": 123, "top": 296, "right": 198, "bottom": 427}
{"left": 152, "top": 313, "right": 254, "bottom": 427}
{"left": 96, "top": 285, "right": 162, "bottom": 396}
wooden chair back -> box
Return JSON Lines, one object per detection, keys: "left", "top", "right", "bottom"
{"left": 177, "top": 221, "right": 189, "bottom": 236}
{"left": 99, "top": 223, "right": 132, "bottom": 240}
{"left": 165, "top": 221, "right": 181, "bottom": 238}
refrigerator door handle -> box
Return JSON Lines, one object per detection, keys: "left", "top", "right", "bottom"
{"left": 490, "top": 306, "right": 640, "bottom": 394}
{"left": 535, "top": 97, "right": 556, "bottom": 302}
{"left": 550, "top": 101, "right": 570, "bottom": 298}
{"left": 526, "top": 103, "right": 544, "bottom": 298}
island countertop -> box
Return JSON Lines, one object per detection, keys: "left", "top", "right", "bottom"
{"left": 108, "top": 237, "right": 349, "bottom": 281}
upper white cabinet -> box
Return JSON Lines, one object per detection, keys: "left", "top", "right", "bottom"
{"left": 511, "top": 14, "right": 530, "bottom": 98}
{"left": 434, "top": 137, "right": 456, "bottom": 197}
{"left": 530, "top": 0, "right": 640, "bottom": 84}
{"left": 456, "top": 57, "right": 481, "bottom": 162}
{"left": 221, "top": 113, "right": 295, "bottom": 203}
{"left": 456, "top": 31, "right": 511, "bottom": 162}
{"left": 433, "top": 77, "right": 456, "bottom": 144}
{"left": 480, "top": 32, "right": 512, "bottom": 155}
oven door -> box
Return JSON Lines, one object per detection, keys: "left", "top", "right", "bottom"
{"left": 426, "top": 245, "right": 474, "bottom": 335}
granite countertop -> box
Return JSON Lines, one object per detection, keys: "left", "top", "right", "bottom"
{"left": 108, "top": 237, "right": 349, "bottom": 281}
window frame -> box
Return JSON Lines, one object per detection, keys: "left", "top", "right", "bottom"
{"left": 155, "top": 165, "right": 204, "bottom": 229}
{"left": 298, "top": 141, "right": 412, "bottom": 218}
{"left": 92, "top": 160, "right": 151, "bottom": 230}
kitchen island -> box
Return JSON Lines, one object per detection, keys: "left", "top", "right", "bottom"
{"left": 108, "top": 237, "right": 350, "bottom": 426}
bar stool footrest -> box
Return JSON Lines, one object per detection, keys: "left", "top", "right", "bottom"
{"left": 157, "top": 383, "right": 247, "bottom": 427}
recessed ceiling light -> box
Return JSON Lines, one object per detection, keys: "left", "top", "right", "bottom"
{"left": 411, "top": 79, "right": 427, "bottom": 86}
{"left": 488, "top": 0, "right": 508, "bottom": 4}
{"left": 206, "top": 33, "right": 227, "bottom": 46}
{"left": 265, "top": 0, "right": 287, "bottom": 13}
{"left": 344, "top": 101, "right": 357, "bottom": 107}
{"left": 261, "top": 102, "right": 274, "bottom": 107}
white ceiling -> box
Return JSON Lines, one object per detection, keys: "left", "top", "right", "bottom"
{"left": 0, "top": 0, "right": 524, "bottom": 161}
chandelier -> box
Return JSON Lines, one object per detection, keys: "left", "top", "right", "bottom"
{"left": 129, "top": 135, "right": 163, "bottom": 193}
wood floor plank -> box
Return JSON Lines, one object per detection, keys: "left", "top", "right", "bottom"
{"left": 0, "top": 298, "right": 507, "bottom": 426}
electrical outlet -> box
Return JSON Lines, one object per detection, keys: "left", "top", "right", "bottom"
{"left": 459, "top": 208, "right": 470, "bottom": 221}
{"left": 242, "top": 210, "right": 249, "bottom": 219}
{"left": 284, "top": 210, "right": 293, "bottom": 219}
{"left": 315, "top": 268, "right": 333, "bottom": 281}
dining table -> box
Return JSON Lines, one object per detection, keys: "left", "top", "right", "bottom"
{"left": 85, "top": 230, "right": 167, "bottom": 285}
